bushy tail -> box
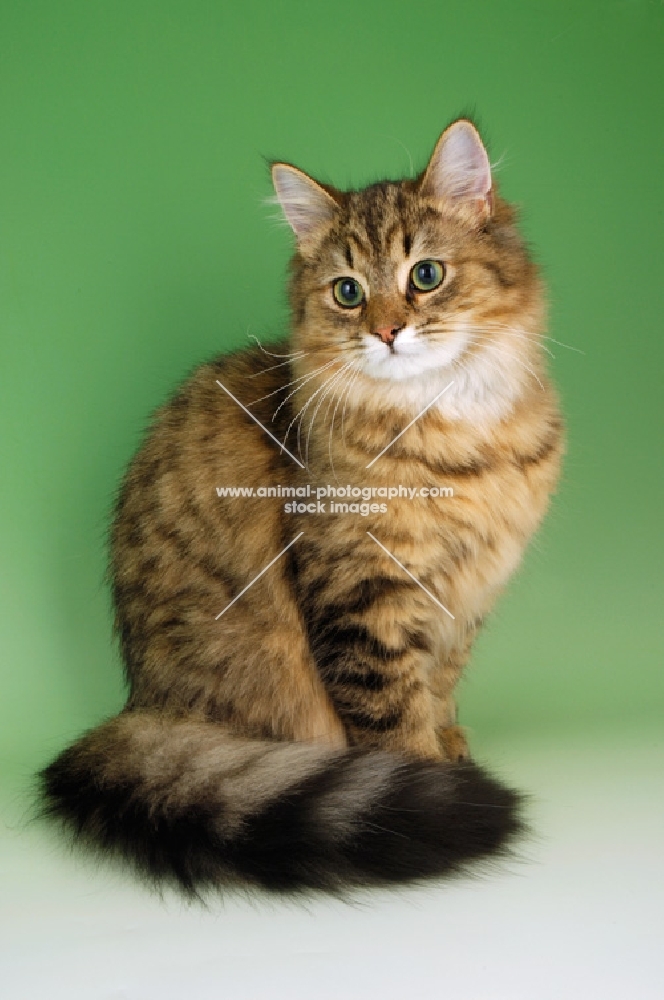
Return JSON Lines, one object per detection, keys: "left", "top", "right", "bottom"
{"left": 41, "top": 710, "right": 523, "bottom": 895}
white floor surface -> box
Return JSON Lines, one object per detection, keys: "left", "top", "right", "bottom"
{"left": 1, "top": 730, "right": 662, "bottom": 1000}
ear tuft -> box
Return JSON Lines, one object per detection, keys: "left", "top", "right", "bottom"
{"left": 420, "top": 120, "right": 492, "bottom": 214}
{"left": 271, "top": 163, "right": 339, "bottom": 242}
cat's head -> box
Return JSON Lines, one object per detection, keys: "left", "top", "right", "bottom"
{"left": 271, "top": 119, "right": 545, "bottom": 419}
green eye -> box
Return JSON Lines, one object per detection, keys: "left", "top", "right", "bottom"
{"left": 410, "top": 259, "right": 445, "bottom": 292}
{"left": 333, "top": 277, "right": 364, "bottom": 308}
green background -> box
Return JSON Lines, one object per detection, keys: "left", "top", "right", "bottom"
{"left": 1, "top": 0, "right": 662, "bottom": 780}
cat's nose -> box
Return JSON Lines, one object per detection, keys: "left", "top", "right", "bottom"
{"left": 374, "top": 325, "right": 401, "bottom": 345}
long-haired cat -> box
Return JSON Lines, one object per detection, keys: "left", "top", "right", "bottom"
{"left": 42, "top": 119, "right": 563, "bottom": 894}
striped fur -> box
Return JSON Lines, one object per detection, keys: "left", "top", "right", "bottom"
{"left": 41, "top": 119, "right": 562, "bottom": 894}
{"left": 42, "top": 712, "right": 523, "bottom": 894}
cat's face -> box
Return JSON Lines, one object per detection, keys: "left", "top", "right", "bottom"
{"left": 273, "top": 120, "right": 544, "bottom": 417}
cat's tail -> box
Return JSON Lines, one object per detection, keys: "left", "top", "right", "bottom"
{"left": 40, "top": 710, "right": 523, "bottom": 895}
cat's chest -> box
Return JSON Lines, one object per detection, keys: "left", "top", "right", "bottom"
{"left": 298, "top": 395, "right": 560, "bottom": 626}
{"left": 363, "top": 456, "right": 552, "bottom": 625}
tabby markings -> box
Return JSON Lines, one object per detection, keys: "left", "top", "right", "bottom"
{"left": 365, "top": 380, "right": 455, "bottom": 469}
{"left": 366, "top": 531, "right": 454, "bottom": 619}
{"left": 215, "top": 379, "right": 305, "bottom": 469}
{"left": 215, "top": 532, "right": 304, "bottom": 620}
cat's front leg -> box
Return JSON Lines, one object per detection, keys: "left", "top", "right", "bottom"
{"left": 429, "top": 628, "right": 478, "bottom": 762}
{"left": 298, "top": 584, "right": 442, "bottom": 760}
{"left": 314, "top": 623, "right": 443, "bottom": 760}
{"left": 434, "top": 694, "right": 470, "bottom": 763}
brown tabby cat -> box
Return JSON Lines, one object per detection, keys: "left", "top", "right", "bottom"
{"left": 42, "top": 119, "right": 563, "bottom": 894}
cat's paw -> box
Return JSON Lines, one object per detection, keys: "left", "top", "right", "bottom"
{"left": 437, "top": 725, "right": 470, "bottom": 763}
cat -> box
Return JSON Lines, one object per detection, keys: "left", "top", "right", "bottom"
{"left": 41, "top": 118, "right": 563, "bottom": 895}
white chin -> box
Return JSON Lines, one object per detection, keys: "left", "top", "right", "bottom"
{"left": 355, "top": 325, "right": 521, "bottom": 423}
{"left": 360, "top": 326, "right": 467, "bottom": 381}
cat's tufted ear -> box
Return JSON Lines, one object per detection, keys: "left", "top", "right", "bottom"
{"left": 420, "top": 120, "right": 493, "bottom": 219}
{"left": 271, "top": 163, "right": 340, "bottom": 244}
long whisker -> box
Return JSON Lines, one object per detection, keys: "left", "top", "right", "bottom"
{"left": 428, "top": 319, "right": 583, "bottom": 356}
{"left": 245, "top": 341, "right": 354, "bottom": 383}
{"left": 425, "top": 319, "right": 544, "bottom": 351}
{"left": 247, "top": 358, "right": 335, "bottom": 411}
{"left": 341, "top": 363, "right": 363, "bottom": 447}
{"left": 275, "top": 359, "right": 341, "bottom": 425}
{"left": 248, "top": 334, "right": 305, "bottom": 359}
{"left": 540, "top": 336, "right": 584, "bottom": 355}
{"left": 329, "top": 361, "right": 360, "bottom": 482}
{"left": 469, "top": 324, "right": 556, "bottom": 359}
{"left": 304, "top": 363, "right": 351, "bottom": 468}
{"left": 296, "top": 364, "right": 347, "bottom": 465}
{"left": 466, "top": 322, "right": 558, "bottom": 359}
{"left": 476, "top": 321, "right": 585, "bottom": 355}
{"left": 425, "top": 320, "right": 550, "bottom": 353}
{"left": 282, "top": 362, "right": 344, "bottom": 454}
{"left": 305, "top": 361, "right": 354, "bottom": 469}
{"left": 423, "top": 322, "right": 572, "bottom": 396}
{"left": 464, "top": 335, "right": 544, "bottom": 389}
{"left": 245, "top": 357, "right": 305, "bottom": 378}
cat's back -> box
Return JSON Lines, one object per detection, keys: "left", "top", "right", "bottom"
{"left": 113, "top": 341, "right": 296, "bottom": 522}
{"left": 109, "top": 343, "right": 299, "bottom": 681}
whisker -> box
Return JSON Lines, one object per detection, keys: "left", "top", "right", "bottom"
{"left": 247, "top": 358, "right": 335, "bottom": 411}
{"left": 462, "top": 324, "right": 556, "bottom": 359}
{"left": 465, "top": 335, "right": 544, "bottom": 390}
{"left": 282, "top": 362, "right": 344, "bottom": 455}
{"left": 275, "top": 359, "right": 341, "bottom": 426}
{"left": 341, "top": 363, "right": 363, "bottom": 447}
{"left": 480, "top": 324, "right": 556, "bottom": 359}
{"left": 540, "top": 336, "right": 585, "bottom": 355}
{"left": 296, "top": 365, "right": 347, "bottom": 465}
{"left": 248, "top": 334, "right": 305, "bottom": 359}
{"left": 304, "top": 364, "right": 350, "bottom": 467}
{"left": 245, "top": 357, "right": 303, "bottom": 378}
{"left": 424, "top": 317, "right": 582, "bottom": 357}
{"left": 305, "top": 362, "right": 353, "bottom": 468}
{"left": 460, "top": 319, "right": 583, "bottom": 356}
{"left": 329, "top": 361, "right": 360, "bottom": 482}
{"left": 476, "top": 320, "right": 585, "bottom": 355}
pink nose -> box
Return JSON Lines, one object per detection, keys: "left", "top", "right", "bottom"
{"left": 375, "top": 326, "right": 400, "bottom": 345}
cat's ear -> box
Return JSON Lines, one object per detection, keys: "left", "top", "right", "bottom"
{"left": 420, "top": 120, "right": 493, "bottom": 218}
{"left": 271, "top": 163, "right": 340, "bottom": 243}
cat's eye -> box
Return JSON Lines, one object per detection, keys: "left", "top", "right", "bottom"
{"left": 333, "top": 277, "right": 365, "bottom": 308}
{"left": 410, "top": 259, "right": 445, "bottom": 292}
